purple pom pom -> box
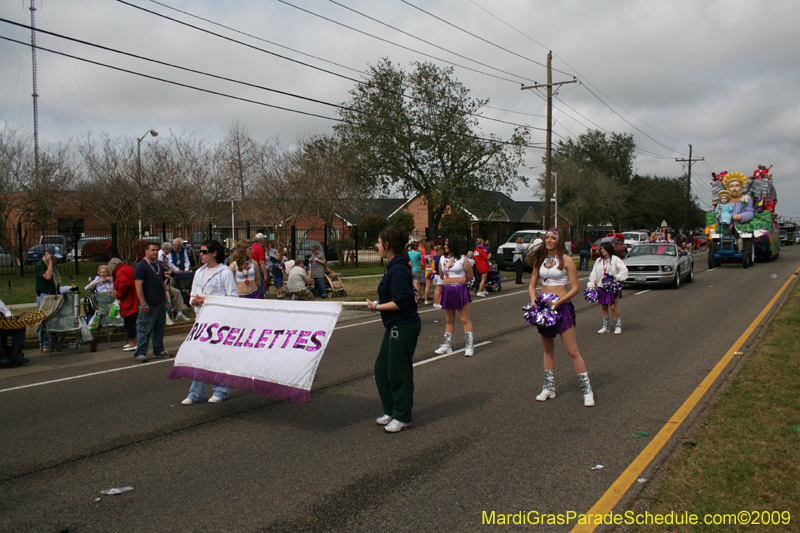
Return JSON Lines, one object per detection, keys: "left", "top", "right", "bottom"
{"left": 584, "top": 288, "right": 599, "bottom": 303}
{"left": 602, "top": 274, "right": 624, "bottom": 294}
{"left": 523, "top": 293, "right": 561, "bottom": 326}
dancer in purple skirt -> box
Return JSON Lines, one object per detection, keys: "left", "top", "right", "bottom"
{"left": 587, "top": 242, "right": 628, "bottom": 335}
{"left": 229, "top": 239, "right": 262, "bottom": 299}
{"left": 528, "top": 229, "right": 594, "bottom": 407}
{"left": 434, "top": 237, "right": 476, "bottom": 356}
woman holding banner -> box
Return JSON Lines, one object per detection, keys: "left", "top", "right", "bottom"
{"left": 181, "top": 240, "right": 238, "bottom": 405}
{"left": 366, "top": 228, "right": 421, "bottom": 433}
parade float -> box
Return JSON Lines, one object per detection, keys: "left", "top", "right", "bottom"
{"left": 705, "top": 166, "right": 779, "bottom": 268}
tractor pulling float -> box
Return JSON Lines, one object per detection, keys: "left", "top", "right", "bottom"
{"left": 705, "top": 166, "right": 780, "bottom": 269}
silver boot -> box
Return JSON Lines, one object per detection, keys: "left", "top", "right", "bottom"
{"left": 614, "top": 318, "right": 622, "bottom": 335}
{"left": 577, "top": 371, "right": 595, "bottom": 407}
{"left": 464, "top": 332, "right": 474, "bottom": 356}
{"left": 434, "top": 332, "right": 453, "bottom": 355}
{"left": 597, "top": 317, "right": 610, "bottom": 334}
{"left": 536, "top": 369, "right": 556, "bottom": 401}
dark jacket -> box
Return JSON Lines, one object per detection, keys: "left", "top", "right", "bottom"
{"left": 377, "top": 254, "right": 420, "bottom": 328}
{"left": 113, "top": 263, "right": 139, "bottom": 318}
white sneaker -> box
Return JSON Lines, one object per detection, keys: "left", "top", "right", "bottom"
{"left": 376, "top": 414, "right": 393, "bottom": 425}
{"left": 165, "top": 316, "right": 174, "bottom": 326}
{"left": 434, "top": 344, "right": 452, "bottom": 355}
{"left": 424, "top": 300, "right": 431, "bottom": 305}
{"left": 584, "top": 391, "right": 596, "bottom": 407}
{"left": 181, "top": 397, "right": 201, "bottom": 405}
{"left": 536, "top": 389, "right": 556, "bottom": 401}
{"left": 475, "top": 291, "right": 485, "bottom": 297}
{"left": 208, "top": 396, "right": 225, "bottom": 403}
{"left": 122, "top": 343, "right": 131, "bottom": 349}
{"left": 122, "top": 345, "right": 137, "bottom": 352}
{"left": 384, "top": 419, "right": 411, "bottom": 433}
{"left": 433, "top": 304, "right": 442, "bottom": 309}
{"left": 597, "top": 325, "right": 609, "bottom": 334}
{"left": 176, "top": 314, "right": 191, "bottom": 323}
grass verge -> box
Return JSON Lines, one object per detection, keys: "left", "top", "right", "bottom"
{"left": 633, "top": 281, "right": 800, "bottom": 532}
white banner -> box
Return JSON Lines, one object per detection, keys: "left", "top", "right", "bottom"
{"left": 168, "top": 296, "right": 342, "bottom": 403}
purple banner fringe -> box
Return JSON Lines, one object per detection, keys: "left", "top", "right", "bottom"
{"left": 168, "top": 366, "right": 310, "bottom": 404}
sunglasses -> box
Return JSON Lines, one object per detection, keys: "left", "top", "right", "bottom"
{"left": 199, "top": 249, "right": 210, "bottom": 255}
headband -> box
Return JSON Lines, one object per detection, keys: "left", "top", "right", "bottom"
{"left": 545, "top": 230, "right": 560, "bottom": 240}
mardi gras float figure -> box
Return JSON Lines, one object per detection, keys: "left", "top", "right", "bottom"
{"left": 705, "top": 170, "right": 780, "bottom": 268}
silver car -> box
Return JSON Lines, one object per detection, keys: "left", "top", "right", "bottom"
{"left": 623, "top": 243, "right": 694, "bottom": 288}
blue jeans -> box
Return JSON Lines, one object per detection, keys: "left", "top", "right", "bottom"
{"left": 187, "top": 380, "right": 229, "bottom": 402}
{"left": 579, "top": 250, "right": 591, "bottom": 271}
{"left": 312, "top": 277, "right": 327, "bottom": 297}
{"left": 37, "top": 293, "right": 54, "bottom": 346}
{"left": 134, "top": 301, "right": 166, "bottom": 358}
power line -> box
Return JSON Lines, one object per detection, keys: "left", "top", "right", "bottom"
{"left": 109, "top": 4, "right": 544, "bottom": 133}
{"left": 147, "top": 0, "right": 366, "bottom": 76}
{"left": 325, "top": 0, "right": 536, "bottom": 85}
{"left": 463, "top": 0, "right": 689, "bottom": 153}
{"left": 0, "top": 32, "right": 544, "bottom": 151}
{"left": 398, "top": 0, "right": 573, "bottom": 77}
{"left": 274, "top": 0, "right": 532, "bottom": 85}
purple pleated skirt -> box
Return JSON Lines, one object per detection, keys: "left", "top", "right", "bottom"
{"left": 597, "top": 287, "right": 621, "bottom": 305}
{"left": 440, "top": 283, "right": 472, "bottom": 310}
{"left": 537, "top": 301, "right": 576, "bottom": 338}
{"left": 239, "top": 289, "right": 262, "bottom": 299}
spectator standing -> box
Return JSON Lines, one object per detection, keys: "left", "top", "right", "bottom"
{"left": 578, "top": 238, "right": 592, "bottom": 271}
{"left": 366, "top": 227, "right": 421, "bottom": 433}
{"left": 35, "top": 246, "right": 62, "bottom": 352}
{"left": 109, "top": 258, "right": 139, "bottom": 352}
{"left": 407, "top": 242, "right": 423, "bottom": 303}
{"left": 182, "top": 240, "right": 238, "bottom": 405}
{"left": 133, "top": 242, "right": 172, "bottom": 362}
{"left": 432, "top": 244, "right": 444, "bottom": 309}
{"left": 271, "top": 251, "right": 286, "bottom": 299}
{"left": 473, "top": 238, "right": 491, "bottom": 297}
{"left": 422, "top": 242, "right": 434, "bottom": 305}
{"left": 513, "top": 236, "right": 527, "bottom": 284}
{"left": 159, "top": 242, "right": 190, "bottom": 325}
{"left": 308, "top": 244, "right": 328, "bottom": 298}
{"left": 287, "top": 259, "right": 315, "bottom": 300}
{"left": 252, "top": 234, "right": 269, "bottom": 298}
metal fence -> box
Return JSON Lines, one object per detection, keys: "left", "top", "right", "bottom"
{"left": 0, "top": 221, "right": 388, "bottom": 279}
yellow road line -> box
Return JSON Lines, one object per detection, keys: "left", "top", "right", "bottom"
{"left": 570, "top": 265, "right": 800, "bottom": 532}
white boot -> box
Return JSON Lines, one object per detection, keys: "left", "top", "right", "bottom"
{"left": 434, "top": 332, "right": 453, "bottom": 355}
{"left": 597, "top": 317, "right": 609, "bottom": 334}
{"left": 536, "top": 370, "right": 556, "bottom": 401}
{"left": 464, "top": 332, "right": 474, "bottom": 357}
{"left": 578, "top": 372, "right": 595, "bottom": 407}
{"left": 614, "top": 318, "right": 622, "bottom": 335}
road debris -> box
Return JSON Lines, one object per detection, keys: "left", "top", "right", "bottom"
{"left": 100, "top": 486, "right": 134, "bottom": 495}
{"left": 591, "top": 464, "right": 604, "bottom": 470}
{"left": 632, "top": 431, "right": 649, "bottom": 439}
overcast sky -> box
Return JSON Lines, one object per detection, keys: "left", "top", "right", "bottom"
{"left": 1, "top": 0, "right": 798, "bottom": 219}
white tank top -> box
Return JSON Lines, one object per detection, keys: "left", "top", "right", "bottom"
{"left": 232, "top": 260, "right": 257, "bottom": 283}
{"left": 539, "top": 255, "right": 569, "bottom": 286}
{"left": 441, "top": 255, "right": 466, "bottom": 279}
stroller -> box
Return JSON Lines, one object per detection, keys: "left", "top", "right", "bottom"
{"left": 324, "top": 269, "right": 346, "bottom": 298}
{"left": 471, "top": 264, "right": 502, "bottom": 293}
{"left": 40, "top": 288, "right": 85, "bottom": 352}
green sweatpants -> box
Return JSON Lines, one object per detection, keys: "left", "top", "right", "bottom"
{"left": 374, "top": 322, "right": 421, "bottom": 424}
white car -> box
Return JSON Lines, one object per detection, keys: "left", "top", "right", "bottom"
{"left": 622, "top": 231, "right": 649, "bottom": 250}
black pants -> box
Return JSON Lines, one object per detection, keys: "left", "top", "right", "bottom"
{"left": 515, "top": 260, "right": 524, "bottom": 283}
{"left": 374, "top": 322, "right": 421, "bottom": 423}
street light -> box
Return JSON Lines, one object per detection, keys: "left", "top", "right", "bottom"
{"left": 137, "top": 129, "right": 158, "bottom": 236}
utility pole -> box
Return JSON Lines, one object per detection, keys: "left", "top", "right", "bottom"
{"left": 29, "top": 0, "right": 40, "bottom": 180}
{"left": 676, "top": 144, "right": 704, "bottom": 231}
{"left": 521, "top": 52, "right": 576, "bottom": 230}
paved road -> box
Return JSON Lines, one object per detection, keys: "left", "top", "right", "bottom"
{"left": 1, "top": 249, "right": 798, "bottom": 532}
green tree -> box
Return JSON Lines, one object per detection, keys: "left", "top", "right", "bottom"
{"left": 624, "top": 175, "right": 706, "bottom": 230}
{"left": 438, "top": 209, "right": 472, "bottom": 238}
{"left": 335, "top": 59, "right": 529, "bottom": 236}
{"left": 359, "top": 213, "right": 389, "bottom": 245}
{"left": 388, "top": 211, "right": 415, "bottom": 236}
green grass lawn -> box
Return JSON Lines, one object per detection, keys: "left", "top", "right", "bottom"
{"left": 634, "top": 281, "right": 800, "bottom": 532}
